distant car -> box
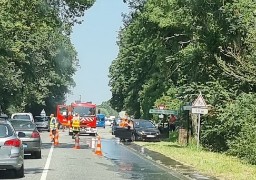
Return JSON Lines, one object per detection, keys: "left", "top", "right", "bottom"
{"left": 10, "top": 119, "right": 42, "bottom": 159}
{"left": 96, "top": 114, "right": 105, "bottom": 128}
{"left": 131, "top": 119, "right": 161, "bottom": 142}
{"left": 0, "top": 119, "right": 24, "bottom": 178}
{"left": 34, "top": 116, "right": 50, "bottom": 131}
{"left": 105, "top": 119, "right": 113, "bottom": 126}
{"left": 11, "top": 113, "right": 34, "bottom": 123}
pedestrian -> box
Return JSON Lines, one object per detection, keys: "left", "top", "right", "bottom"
{"left": 49, "top": 114, "right": 58, "bottom": 143}
{"left": 127, "top": 120, "right": 133, "bottom": 130}
{"left": 169, "top": 114, "right": 177, "bottom": 132}
{"left": 72, "top": 113, "right": 80, "bottom": 139}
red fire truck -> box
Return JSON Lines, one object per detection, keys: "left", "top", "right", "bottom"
{"left": 56, "top": 101, "right": 97, "bottom": 136}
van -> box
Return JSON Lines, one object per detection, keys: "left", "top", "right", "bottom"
{"left": 11, "top": 113, "right": 34, "bottom": 123}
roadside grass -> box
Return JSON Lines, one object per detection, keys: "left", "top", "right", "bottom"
{"left": 134, "top": 139, "right": 256, "bottom": 180}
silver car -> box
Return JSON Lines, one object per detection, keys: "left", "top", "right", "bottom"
{"left": 0, "top": 119, "right": 24, "bottom": 178}
{"left": 10, "top": 119, "right": 42, "bottom": 159}
{"left": 34, "top": 116, "right": 50, "bottom": 131}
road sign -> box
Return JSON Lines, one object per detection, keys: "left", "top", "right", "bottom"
{"left": 40, "top": 109, "right": 46, "bottom": 116}
{"left": 192, "top": 94, "right": 207, "bottom": 107}
{"left": 183, "top": 106, "right": 192, "bottom": 111}
{"left": 159, "top": 114, "right": 164, "bottom": 119}
{"left": 158, "top": 105, "right": 165, "bottom": 110}
{"left": 192, "top": 107, "right": 208, "bottom": 114}
{"left": 149, "top": 109, "right": 177, "bottom": 115}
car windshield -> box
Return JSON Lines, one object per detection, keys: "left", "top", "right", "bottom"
{"left": 0, "top": 124, "right": 13, "bottom": 137}
{"left": 73, "top": 106, "right": 96, "bottom": 116}
{"left": 58, "top": 106, "right": 67, "bottom": 115}
{"left": 134, "top": 121, "right": 155, "bottom": 128}
{"left": 34, "top": 116, "right": 49, "bottom": 122}
{"left": 10, "top": 120, "right": 36, "bottom": 130}
{"left": 13, "top": 114, "right": 31, "bottom": 120}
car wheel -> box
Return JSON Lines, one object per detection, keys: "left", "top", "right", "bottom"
{"left": 34, "top": 151, "right": 42, "bottom": 159}
{"left": 15, "top": 164, "right": 24, "bottom": 178}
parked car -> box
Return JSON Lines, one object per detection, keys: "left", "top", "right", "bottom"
{"left": 131, "top": 119, "right": 161, "bottom": 141}
{"left": 11, "top": 113, "right": 34, "bottom": 123}
{"left": 0, "top": 119, "right": 24, "bottom": 178}
{"left": 34, "top": 116, "right": 50, "bottom": 131}
{"left": 10, "top": 119, "right": 42, "bottom": 159}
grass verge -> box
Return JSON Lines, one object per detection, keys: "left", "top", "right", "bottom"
{"left": 134, "top": 140, "right": 256, "bottom": 180}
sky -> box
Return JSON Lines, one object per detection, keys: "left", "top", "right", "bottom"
{"left": 66, "top": 0, "right": 129, "bottom": 105}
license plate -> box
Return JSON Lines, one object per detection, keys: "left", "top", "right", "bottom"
{"left": 23, "top": 144, "right": 27, "bottom": 148}
{"left": 147, "top": 135, "right": 155, "bottom": 138}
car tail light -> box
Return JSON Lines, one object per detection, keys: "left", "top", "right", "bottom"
{"left": 31, "top": 131, "right": 40, "bottom": 138}
{"left": 4, "top": 139, "right": 21, "bottom": 147}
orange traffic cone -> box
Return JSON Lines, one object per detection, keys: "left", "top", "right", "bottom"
{"left": 95, "top": 136, "right": 103, "bottom": 156}
{"left": 73, "top": 133, "right": 80, "bottom": 149}
{"left": 54, "top": 129, "right": 59, "bottom": 146}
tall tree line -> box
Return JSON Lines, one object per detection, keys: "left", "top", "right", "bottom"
{"left": 109, "top": 0, "right": 256, "bottom": 164}
{"left": 0, "top": 0, "right": 95, "bottom": 115}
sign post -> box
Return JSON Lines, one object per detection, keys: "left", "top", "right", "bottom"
{"left": 191, "top": 92, "right": 208, "bottom": 149}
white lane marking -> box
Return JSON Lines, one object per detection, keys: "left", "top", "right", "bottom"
{"left": 40, "top": 144, "right": 54, "bottom": 180}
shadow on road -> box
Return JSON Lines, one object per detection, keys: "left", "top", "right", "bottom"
{"left": 41, "top": 142, "right": 89, "bottom": 149}
{"left": 0, "top": 167, "right": 50, "bottom": 179}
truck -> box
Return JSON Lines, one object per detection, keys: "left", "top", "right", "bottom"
{"left": 96, "top": 114, "right": 105, "bottom": 128}
{"left": 56, "top": 101, "right": 97, "bottom": 136}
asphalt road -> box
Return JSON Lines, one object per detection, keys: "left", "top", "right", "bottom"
{"left": 0, "top": 126, "right": 189, "bottom": 180}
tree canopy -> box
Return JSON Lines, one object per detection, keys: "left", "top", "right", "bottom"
{"left": 0, "top": 0, "right": 95, "bottom": 115}
{"left": 109, "top": 0, "right": 256, "bottom": 164}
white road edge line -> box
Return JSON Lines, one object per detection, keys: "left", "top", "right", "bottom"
{"left": 40, "top": 144, "right": 54, "bottom": 180}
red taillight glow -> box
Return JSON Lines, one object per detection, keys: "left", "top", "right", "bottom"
{"left": 31, "top": 131, "right": 40, "bottom": 138}
{"left": 4, "top": 139, "right": 21, "bottom": 147}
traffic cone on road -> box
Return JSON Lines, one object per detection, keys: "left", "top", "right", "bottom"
{"left": 73, "top": 133, "right": 80, "bottom": 149}
{"left": 95, "top": 136, "right": 103, "bottom": 156}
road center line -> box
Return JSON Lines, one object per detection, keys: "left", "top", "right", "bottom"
{"left": 40, "top": 144, "right": 54, "bottom": 180}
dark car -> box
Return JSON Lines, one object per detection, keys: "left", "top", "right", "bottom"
{"left": 131, "top": 119, "right": 161, "bottom": 142}
{"left": 10, "top": 119, "right": 42, "bottom": 159}
{"left": 34, "top": 116, "right": 50, "bottom": 131}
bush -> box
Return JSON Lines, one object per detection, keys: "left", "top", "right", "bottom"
{"left": 201, "top": 93, "right": 256, "bottom": 164}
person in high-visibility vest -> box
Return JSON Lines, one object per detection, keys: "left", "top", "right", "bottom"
{"left": 50, "top": 114, "right": 59, "bottom": 142}
{"left": 72, "top": 113, "right": 80, "bottom": 139}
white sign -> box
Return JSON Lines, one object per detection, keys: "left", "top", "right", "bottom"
{"left": 192, "top": 107, "right": 208, "bottom": 114}
{"left": 192, "top": 94, "right": 207, "bottom": 107}
{"left": 40, "top": 109, "right": 46, "bottom": 116}
{"left": 159, "top": 114, "right": 164, "bottom": 119}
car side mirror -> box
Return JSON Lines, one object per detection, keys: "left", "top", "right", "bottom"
{"left": 18, "top": 132, "right": 26, "bottom": 138}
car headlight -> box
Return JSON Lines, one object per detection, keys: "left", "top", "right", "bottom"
{"left": 138, "top": 131, "right": 145, "bottom": 135}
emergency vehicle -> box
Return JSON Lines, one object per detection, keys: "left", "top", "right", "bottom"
{"left": 56, "top": 101, "right": 97, "bottom": 136}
